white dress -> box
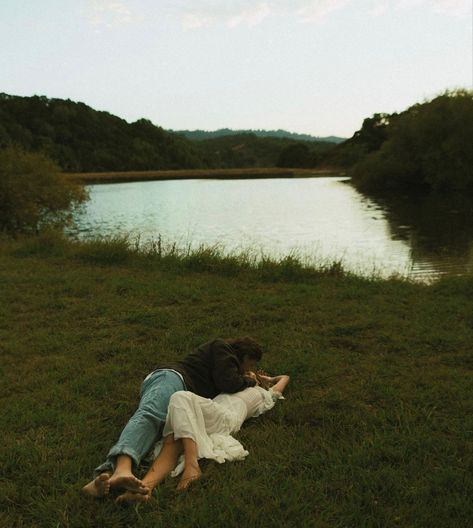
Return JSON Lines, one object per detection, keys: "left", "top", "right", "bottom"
{"left": 152, "top": 386, "right": 283, "bottom": 476}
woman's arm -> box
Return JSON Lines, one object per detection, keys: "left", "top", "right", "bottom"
{"left": 269, "top": 374, "right": 290, "bottom": 395}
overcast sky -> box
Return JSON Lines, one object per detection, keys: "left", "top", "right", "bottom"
{"left": 1, "top": 0, "right": 471, "bottom": 137}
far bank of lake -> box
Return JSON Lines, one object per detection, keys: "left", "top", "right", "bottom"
{"left": 69, "top": 176, "right": 473, "bottom": 281}
{"left": 66, "top": 167, "right": 341, "bottom": 184}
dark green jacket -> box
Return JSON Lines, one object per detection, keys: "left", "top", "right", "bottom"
{"left": 160, "top": 338, "right": 256, "bottom": 399}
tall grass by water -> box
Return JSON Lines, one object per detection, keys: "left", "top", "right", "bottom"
{"left": 14, "top": 231, "right": 349, "bottom": 280}
{"left": 65, "top": 167, "right": 341, "bottom": 184}
{"left": 1, "top": 232, "right": 473, "bottom": 528}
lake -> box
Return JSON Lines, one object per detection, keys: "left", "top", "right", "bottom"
{"left": 70, "top": 176, "right": 473, "bottom": 281}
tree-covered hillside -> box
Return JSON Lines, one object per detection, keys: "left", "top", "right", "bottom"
{"left": 174, "top": 128, "right": 346, "bottom": 144}
{"left": 0, "top": 94, "right": 207, "bottom": 172}
{"left": 0, "top": 94, "right": 337, "bottom": 172}
{"left": 196, "top": 133, "right": 335, "bottom": 169}
{"left": 324, "top": 90, "right": 473, "bottom": 193}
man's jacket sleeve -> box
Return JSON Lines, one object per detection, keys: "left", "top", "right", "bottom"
{"left": 211, "top": 341, "right": 256, "bottom": 393}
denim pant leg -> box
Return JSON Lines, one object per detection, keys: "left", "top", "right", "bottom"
{"left": 94, "top": 370, "right": 185, "bottom": 475}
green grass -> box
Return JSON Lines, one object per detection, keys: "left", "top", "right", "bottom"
{"left": 1, "top": 233, "right": 473, "bottom": 528}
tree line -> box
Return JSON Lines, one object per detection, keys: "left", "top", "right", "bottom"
{"left": 193, "top": 133, "right": 335, "bottom": 169}
{"left": 0, "top": 93, "right": 336, "bottom": 172}
{"left": 0, "top": 93, "right": 205, "bottom": 172}
{"left": 175, "top": 128, "right": 345, "bottom": 144}
{"left": 325, "top": 89, "right": 473, "bottom": 193}
{"left": 2, "top": 91, "right": 471, "bottom": 190}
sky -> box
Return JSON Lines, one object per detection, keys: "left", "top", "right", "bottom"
{"left": 1, "top": 0, "right": 472, "bottom": 137}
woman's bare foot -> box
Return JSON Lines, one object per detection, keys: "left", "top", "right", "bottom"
{"left": 176, "top": 464, "right": 202, "bottom": 491}
{"left": 115, "top": 489, "right": 152, "bottom": 505}
{"left": 82, "top": 473, "right": 112, "bottom": 498}
{"left": 109, "top": 472, "right": 148, "bottom": 494}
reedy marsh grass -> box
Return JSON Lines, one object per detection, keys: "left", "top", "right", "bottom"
{"left": 65, "top": 167, "right": 342, "bottom": 185}
{"left": 1, "top": 232, "right": 473, "bottom": 528}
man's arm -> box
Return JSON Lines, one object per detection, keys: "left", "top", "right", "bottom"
{"left": 211, "top": 341, "right": 256, "bottom": 393}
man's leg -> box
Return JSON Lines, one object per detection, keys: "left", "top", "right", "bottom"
{"left": 86, "top": 370, "right": 184, "bottom": 495}
{"left": 108, "top": 455, "right": 149, "bottom": 493}
{"left": 81, "top": 472, "right": 112, "bottom": 498}
{"left": 83, "top": 457, "right": 148, "bottom": 497}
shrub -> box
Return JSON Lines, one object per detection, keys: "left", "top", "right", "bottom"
{"left": 0, "top": 146, "right": 88, "bottom": 235}
{"left": 71, "top": 236, "right": 133, "bottom": 266}
{"left": 12, "top": 229, "right": 71, "bottom": 258}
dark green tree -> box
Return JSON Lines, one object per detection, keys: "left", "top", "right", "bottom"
{"left": 351, "top": 90, "right": 473, "bottom": 193}
{"left": 322, "top": 113, "right": 390, "bottom": 168}
{"left": 277, "top": 143, "right": 311, "bottom": 167}
{"left": 0, "top": 146, "right": 88, "bottom": 235}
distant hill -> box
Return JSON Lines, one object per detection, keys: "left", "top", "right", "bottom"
{"left": 0, "top": 93, "right": 206, "bottom": 172}
{"left": 193, "top": 132, "right": 336, "bottom": 169}
{"left": 174, "top": 128, "right": 346, "bottom": 144}
{"left": 0, "top": 93, "right": 338, "bottom": 172}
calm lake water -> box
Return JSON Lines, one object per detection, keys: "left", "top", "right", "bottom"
{"left": 70, "top": 176, "right": 473, "bottom": 281}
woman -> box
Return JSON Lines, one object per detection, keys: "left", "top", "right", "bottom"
{"left": 115, "top": 372, "right": 290, "bottom": 503}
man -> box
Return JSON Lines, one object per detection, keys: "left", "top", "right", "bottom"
{"left": 82, "top": 336, "right": 262, "bottom": 498}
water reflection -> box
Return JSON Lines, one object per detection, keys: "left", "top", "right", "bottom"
{"left": 69, "top": 177, "right": 473, "bottom": 281}
{"left": 371, "top": 191, "right": 473, "bottom": 278}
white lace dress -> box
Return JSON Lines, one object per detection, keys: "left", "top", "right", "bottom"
{"left": 152, "top": 386, "right": 283, "bottom": 476}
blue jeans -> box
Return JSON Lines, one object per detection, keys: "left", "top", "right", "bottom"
{"left": 94, "top": 370, "right": 185, "bottom": 475}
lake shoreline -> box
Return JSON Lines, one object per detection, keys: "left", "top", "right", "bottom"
{"left": 65, "top": 167, "right": 345, "bottom": 184}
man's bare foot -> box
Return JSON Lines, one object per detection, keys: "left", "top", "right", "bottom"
{"left": 109, "top": 472, "right": 148, "bottom": 494}
{"left": 82, "top": 473, "right": 112, "bottom": 498}
{"left": 115, "top": 489, "right": 152, "bottom": 505}
{"left": 176, "top": 465, "right": 202, "bottom": 492}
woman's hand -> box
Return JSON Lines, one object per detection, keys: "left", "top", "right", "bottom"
{"left": 257, "top": 374, "right": 275, "bottom": 383}
{"left": 257, "top": 373, "right": 287, "bottom": 383}
{"left": 244, "top": 371, "right": 260, "bottom": 385}
{"left": 269, "top": 374, "right": 290, "bottom": 395}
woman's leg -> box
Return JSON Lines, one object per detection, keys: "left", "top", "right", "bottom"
{"left": 176, "top": 437, "right": 202, "bottom": 491}
{"left": 142, "top": 434, "right": 184, "bottom": 491}
{"left": 116, "top": 434, "right": 183, "bottom": 504}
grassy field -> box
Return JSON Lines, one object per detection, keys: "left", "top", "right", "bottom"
{"left": 1, "top": 233, "right": 472, "bottom": 528}
{"left": 65, "top": 167, "right": 343, "bottom": 184}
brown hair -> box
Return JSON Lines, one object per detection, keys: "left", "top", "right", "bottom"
{"left": 225, "top": 336, "right": 263, "bottom": 363}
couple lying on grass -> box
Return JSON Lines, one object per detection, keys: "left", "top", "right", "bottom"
{"left": 82, "top": 337, "right": 290, "bottom": 504}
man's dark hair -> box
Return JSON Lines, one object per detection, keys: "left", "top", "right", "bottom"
{"left": 225, "top": 336, "right": 263, "bottom": 362}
